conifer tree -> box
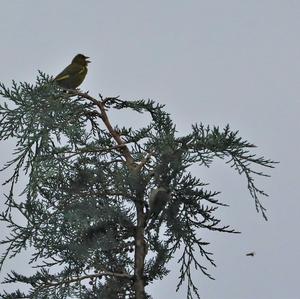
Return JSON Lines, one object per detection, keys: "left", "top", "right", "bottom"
{"left": 0, "top": 73, "right": 276, "bottom": 299}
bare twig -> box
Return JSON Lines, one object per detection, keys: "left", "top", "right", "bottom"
{"left": 70, "top": 90, "right": 137, "bottom": 170}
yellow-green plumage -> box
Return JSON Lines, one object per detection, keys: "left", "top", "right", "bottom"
{"left": 54, "top": 54, "right": 90, "bottom": 89}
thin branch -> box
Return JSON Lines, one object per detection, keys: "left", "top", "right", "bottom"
{"left": 41, "top": 271, "right": 132, "bottom": 288}
{"left": 70, "top": 90, "right": 137, "bottom": 169}
{"left": 52, "top": 144, "right": 130, "bottom": 160}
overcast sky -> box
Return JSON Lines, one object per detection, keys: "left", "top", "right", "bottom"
{"left": 1, "top": 1, "right": 300, "bottom": 298}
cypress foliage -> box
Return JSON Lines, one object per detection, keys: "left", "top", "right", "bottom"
{"left": 0, "top": 73, "right": 276, "bottom": 299}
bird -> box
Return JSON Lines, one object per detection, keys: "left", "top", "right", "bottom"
{"left": 54, "top": 54, "right": 90, "bottom": 89}
{"left": 246, "top": 251, "right": 256, "bottom": 257}
{"left": 148, "top": 186, "right": 171, "bottom": 227}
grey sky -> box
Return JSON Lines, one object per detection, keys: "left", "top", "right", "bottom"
{"left": 1, "top": 1, "right": 299, "bottom": 298}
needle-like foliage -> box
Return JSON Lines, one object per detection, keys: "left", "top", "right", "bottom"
{"left": 0, "top": 73, "right": 276, "bottom": 299}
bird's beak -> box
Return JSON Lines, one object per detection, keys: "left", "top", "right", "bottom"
{"left": 85, "top": 56, "right": 91, "bottom": 63}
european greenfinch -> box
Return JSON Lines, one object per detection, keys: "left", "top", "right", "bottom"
{"left": 54, "top": 54, "right": 90, "bottom": 89}
{"left": 148, "top": 186, "right": 171, "bottom": 225}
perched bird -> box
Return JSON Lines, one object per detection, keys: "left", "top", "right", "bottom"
{"left": 54, "top": 54, "right": 90, "bottom": 89}
{"left": 148, "top": 186, "right": 171, "bottom": 227}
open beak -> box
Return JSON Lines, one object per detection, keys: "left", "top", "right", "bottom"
{"left": 85, "top": 56, "right": 91, "bottom": 63}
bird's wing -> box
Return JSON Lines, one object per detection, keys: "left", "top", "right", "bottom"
{"left": 54, "top": 63, "right": 85, "bottom": 82}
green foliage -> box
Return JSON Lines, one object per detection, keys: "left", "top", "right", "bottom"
{"left": 0, "top": 73, "right": 276, "bottom": 298}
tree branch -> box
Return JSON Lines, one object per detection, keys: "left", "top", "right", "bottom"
{"left": 41, "top": 270, "right": 132, "bottom": 288}
{"left": 70, "top": 90, "right": 137, "bottom": 170}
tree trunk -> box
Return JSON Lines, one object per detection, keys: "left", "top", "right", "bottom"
{"left": 134, "top": 201, "right": 146, "bottom": 299}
